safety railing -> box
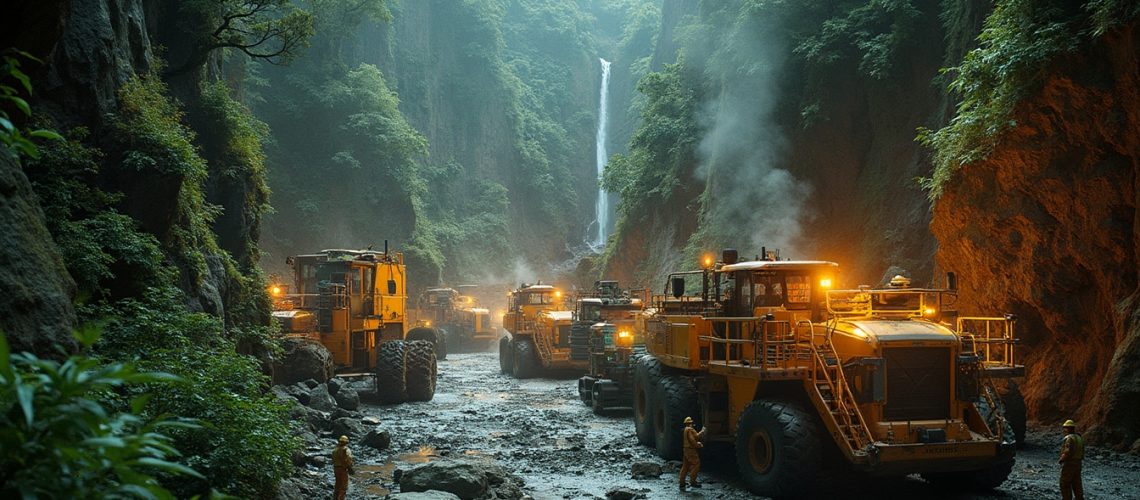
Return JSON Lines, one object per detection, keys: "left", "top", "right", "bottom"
{"left": 807, "top": 337, "right": 874, "bottom": 451}
{"left": 957, "top": 316, "right": 1018, "bottom": 367}
{"left": 696, "top": 317, "right": 812, "bottom": 371}
{"left": 825, "top": 289, "right": 942, "bottom": 319}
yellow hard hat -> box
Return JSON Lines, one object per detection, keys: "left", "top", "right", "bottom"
{"left": 683, "top": 417, "right": 693, "bottom": 425}
{"left": 338, "top": 435, "right": 349, "bottom": 444}
{"left": 1062, "top": 420, "right": 1076, "bottom": 428}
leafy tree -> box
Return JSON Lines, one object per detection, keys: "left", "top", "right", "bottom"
{"left": 168, "top": 0, "right": 316, "bottom": 76}
{"left": 0, "top": 49, "right": 61, "bottom": 161}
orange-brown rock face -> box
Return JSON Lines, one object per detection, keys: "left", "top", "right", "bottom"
{"left": 932, "top": 23, "right": 1140, "bottom": 450}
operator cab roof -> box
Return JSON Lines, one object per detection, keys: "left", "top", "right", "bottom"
{"left": 842, "top": 319, "right": 956, "bottom": 342}
{"left": 520, "top": 284, "right": 556, "bottom": 292}
{"left": 719, "top": 260, "right": 838, "bottom": 272}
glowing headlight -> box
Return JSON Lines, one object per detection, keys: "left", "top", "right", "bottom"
{"left": 819, "top": 278, "right": 832, "bottom": 289}
{"left": 270, "top": 285, "right": 283, "bottom": 296}
{"left": 425, "top": 320, "right": 432, "bottom": 327}
{"left": 617, "top": 330, "right": 631, "bottom": 339}
{"left": 923, "top": 308, "right": 937, "bottom": 317}
{"left": 554, "top": 290, "right": 562, "bottom": 299}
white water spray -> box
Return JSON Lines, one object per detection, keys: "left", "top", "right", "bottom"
{"left": 591, "top": 58, "right": 611, "bottom": 251}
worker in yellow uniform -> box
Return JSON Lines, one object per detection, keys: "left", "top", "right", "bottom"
{"left": 1059, "top": 419, "right": 1085, "bottom": 500}
{"left": 679, "top": 416, "right": 706, "bottom": 490}
{"left": 332, "top": 435, "right": 355, "bottom": 500}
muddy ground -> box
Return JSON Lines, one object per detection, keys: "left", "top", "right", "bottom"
{"left": 330, "top": 351, "right": 1140, "bottom": 499}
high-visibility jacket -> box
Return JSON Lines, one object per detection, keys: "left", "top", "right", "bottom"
{"left": 1060, "top": 433, "right": 1084, "bottom": 464}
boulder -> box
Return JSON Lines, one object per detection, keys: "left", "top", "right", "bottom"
{"left": 605, "top": 487, "right": 646, "bottom": 500}
{"left": 273, "top": 340, "right": 334, "bottom": 385}
{"left": 327, "top": 377, "right": 343, "bottom": 395}
{"left": 284, "top": 382, "right": 312, "bottom": 406}
{"left": 335, "top": 385, "right": 360, "bottom": 411}
{"left": 630, "top": 461, "right": 661, "bottom": 479}
{"left": 362, "top": 428, "right": 392, "bottom": 450}
{"left": 386, "top": 491, "right": 461, "bottom": 500}
{"left": 399, "top": 461, "right": 488, "bottom": 499}
{"left": 275, "top": 476, "right": 325, "bottom": 500}
{"left": 331, "top": 417, "right": 368, "bottom": 439}
{"left": 303, "top": 378, "right": 320, "bottom": 389}
{"left": 307, "top": 384, "right": 338, "bottom": 412}
{"left": 300, "top": 406, "right": 330, "bottom": 432}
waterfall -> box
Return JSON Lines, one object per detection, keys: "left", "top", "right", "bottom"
{"left": 592, "top": 58, "right": 611, "bottom": 251}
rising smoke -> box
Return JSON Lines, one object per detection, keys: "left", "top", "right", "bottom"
{"left": 692, "top": 6, "right": 811, "bottom": 258}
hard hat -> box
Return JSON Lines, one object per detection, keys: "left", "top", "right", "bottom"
{"left": 683, "top": 417, "right": 693, "bottom": 425}
{"left": 1062, "top": 420, "right": 1076, "bottom": 428}
{"left": 338, "top": 435, "right": 349, "bottom": 444}
{"left": 888, "top": 275, "right": 911, "bottom": 287}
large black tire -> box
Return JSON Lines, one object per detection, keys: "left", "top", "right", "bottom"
{"left": 632, "top": 354, "right": 662, "bottom": 446}
{"left": 512, "top": 338, "right": 538, "bottom": 379}
{"left": 735, "top": 400, "right": 823, "bottom": 498}
{"left": 375, "top": 340, "right": 407, "bottom": 404}
{"left": 921, "top": 386, "right": 1016, "bottom": 491}
{"left": 499, "top": 336, "right": 514, "bottom": 374}
{"left": 407, "top": 326, "right": 447, "bottom": 360}
{"left": 1002, "top": 380, "right": 1027, "bottom": 448}
{"left": 652, "top": 375, "right": 698, "bottom": 460}
{"left": 578, "top": 376, "right": 596, "bottom": 406}
{"left": 404, "top": 340, "right": 437, "bottom": 402}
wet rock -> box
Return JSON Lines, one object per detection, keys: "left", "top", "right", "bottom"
{"left": 303, "top": 378, "right": 320, "bottom": 389}
{"left": 386, "top": 491, "right": 461, "bottom": 500}
{"left": 362, "top": 428, "right": 391, "bottom": 450}
{"left": 331, "top": 417, "right": 367, "bottom": 439}
{"left": 605, "top": 487, "right": 646, "bottom": 500}
{"left": 283, "top": 382, "right": 312, "bottom": 406}
{"left": 1130, "top": 438, "right": 1140, "bottom": 455}
{"left": 301, "top": 406, "right": 331, "bottom": 432}
{"left": 275, "top": 476, "right": 325, "bottom": 500}
{"left": 327, "top": 377, "right": 343, "bottom": 395}
{"left": 330, "top": 407, "right": 353, "bottom": 420}
{"left": 273, "top": 339, "right": 334, "bottom": 385}
{"left": 630, "top": 461, "right": 661, "bottom": 479}
{"left": 335, "top": 385, "right": 360, "bottom": 411}
{"left": 399, "top": 460, "right": 487, "bottom": 499}
{"left": 308, "top": 384, "right": 338, "bottom": 412}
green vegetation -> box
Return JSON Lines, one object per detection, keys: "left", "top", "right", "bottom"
{"left": 86, "top": 288, "right": 295, "bottom": 498}
{"left": 920, "top": 0, "right": 1140, "bottom": 199}
{"left": 0, "top": 330, "right": 200, "bottom": 499}
{"left": 0, "top": 50, "right": 62, "bottom": 161}
{"left": 169, "top": 0, "right": 316, "bottom": 76}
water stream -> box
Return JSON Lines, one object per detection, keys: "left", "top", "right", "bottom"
{"left": 591, "top": 58, "right": 612, "bottom": 251}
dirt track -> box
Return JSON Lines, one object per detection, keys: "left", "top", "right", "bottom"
{"left": 344, "top": 351, "right": 1140, "bottom": 499}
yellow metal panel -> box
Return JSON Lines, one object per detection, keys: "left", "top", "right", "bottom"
{"left": 726, "top": 375, "right": 759, "bottom": 434}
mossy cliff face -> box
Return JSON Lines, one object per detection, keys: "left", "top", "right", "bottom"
{"left": 931, "top": 22, "right": 1140, "bottom": 450}
{"left": 0, "top": 150, "right": 78, "bottom": 355}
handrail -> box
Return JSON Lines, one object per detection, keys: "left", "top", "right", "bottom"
{"left": 809, "top": 341, "right": 874, "bottom": 449}
{"left": 957, "top": 316, "right": 1017, "bottom": 367}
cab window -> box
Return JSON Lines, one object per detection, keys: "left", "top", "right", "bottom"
{"left": 786, "top": 275, "right": 811, "bottom": 304}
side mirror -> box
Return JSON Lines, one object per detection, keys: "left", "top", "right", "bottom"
{"left": 388, "top": 279, "right": 397, "bottom": 295}
{"left": 946, "top": 272, "right": 958, "bottom": 291}
{"left": 671, "top": 277, "right": 685, "bottom": 299}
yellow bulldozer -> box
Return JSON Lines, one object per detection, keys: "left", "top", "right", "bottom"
{"left": 270, "top": 246, "right": 437, "bottom": 404}
{"left": 631, "top": 249, "right": 1024, "bottom": 497}
{"left": 499, "top": 283, "right": 586, "bottom": 378}
{"left": 410, "top": 286, "right": 496, "bottom": 356}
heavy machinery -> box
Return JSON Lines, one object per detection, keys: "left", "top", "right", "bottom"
{"left": 411, "top": 286, "right": 496, "bottom": 355}
{"left": 572, "top": 281, "right": 647, "bottom": 414}
{"left": 498, "top": 283, "right": 584, "bottom": 378}
{"left": 270, "top": 247, "right": 437, "bottom": 404}
{"left": 631, "top": 249, "right": 1025, "bottom": 497}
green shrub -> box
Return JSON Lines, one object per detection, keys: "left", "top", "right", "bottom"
{"left": 85, "top": 288, "right": 298, "bottom": 498}
{"left": 0, "top": 329, "right": 200, "bottom": 499}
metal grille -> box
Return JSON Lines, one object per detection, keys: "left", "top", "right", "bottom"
{"left": 883, "top": 347, "right": 951, "bottom": 421}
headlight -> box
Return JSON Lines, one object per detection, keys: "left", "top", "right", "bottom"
{"left": 270, "top": 285, "right": 283, "bottom": 296}
{"left": 819, "top": 278, "right": 832, "bottom": 289}
{"left": 923, "top": 308, "right": 937, "bottom": 317}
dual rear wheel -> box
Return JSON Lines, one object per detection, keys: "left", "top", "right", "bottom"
{"left": 374, "top": 339, "right": 437, "bottom": 404}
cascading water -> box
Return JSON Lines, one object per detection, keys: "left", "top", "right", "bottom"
{"left": 591, "top": 58, "right": 612, "bottom": 251}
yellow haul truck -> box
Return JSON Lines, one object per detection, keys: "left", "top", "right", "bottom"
{"left": 411, "top": 287, "right": 496, "bottom": 355}
{"left": 271, "top": 247, "right": 437, "bottom": 404}
{"left": 499, "top": 284, "right": 585, "bottom": 378}
{"left": 632, "top": 249, "right": 1024, "bottom": 497}
{"left": 572, "top": 281, "right": 647, "bottom": 414}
